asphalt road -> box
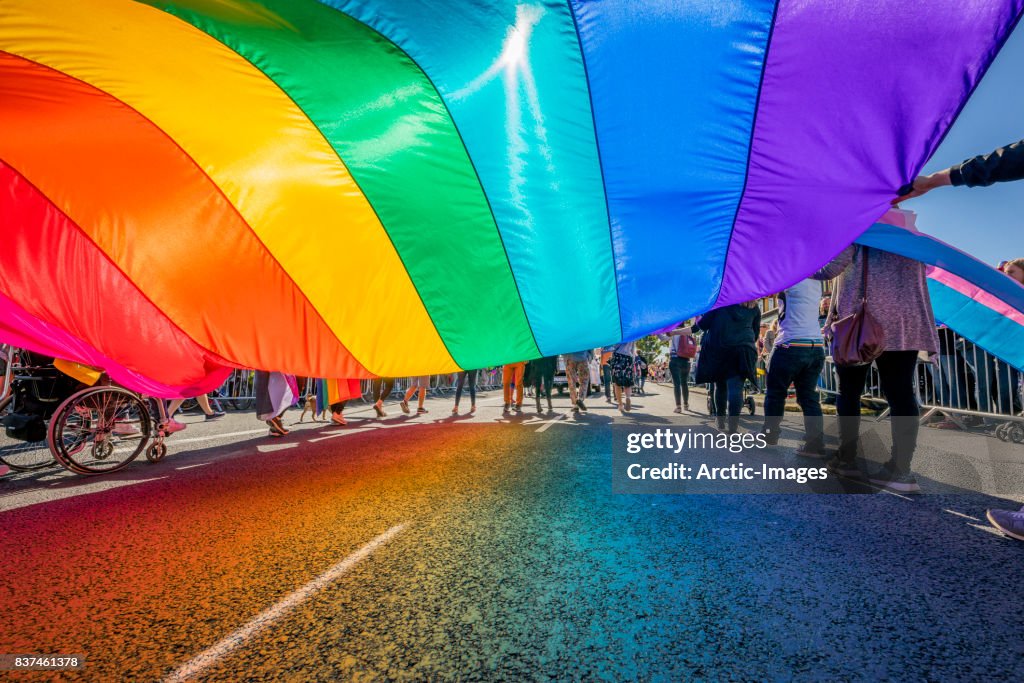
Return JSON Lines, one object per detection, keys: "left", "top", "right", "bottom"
{"left": 1, "top": 385, "right": 1022, "bottom": 681}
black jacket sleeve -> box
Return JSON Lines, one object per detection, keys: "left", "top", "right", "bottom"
{"left": 950, "top": 139, "right": 1024, "bottom": 187}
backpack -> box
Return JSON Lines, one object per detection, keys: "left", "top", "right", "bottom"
{"left": 676, "top": 336, "right": 697, "bottom": 359}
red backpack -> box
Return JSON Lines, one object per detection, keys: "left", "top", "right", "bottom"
{"left": 676, "top": 336, "right": 697, "bottom": 359}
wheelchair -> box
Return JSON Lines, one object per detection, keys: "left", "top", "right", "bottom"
{"left": 1, "top": 346, "right": 171, "bottom": 475}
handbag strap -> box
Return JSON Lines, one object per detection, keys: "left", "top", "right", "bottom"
{"left": 859, "top": 245, "right": 870, "bottom": 305}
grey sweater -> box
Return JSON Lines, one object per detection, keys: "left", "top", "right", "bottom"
{"left": 814, "top": 245, "right": 938, "bottom": 354}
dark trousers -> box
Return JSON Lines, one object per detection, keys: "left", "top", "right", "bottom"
{"left": 762, "top": 346, "right": 825, "bottom": 449}
{"left": 455, "top": 370, "right": 478, "bottom": 405}
{"left": 603, "top": 365, "right": 613, "bottom": 399}
{"left": 669, "top": 357, "right": 691, "bottom": 407}
{"left": 836, "top": 350, "right": 919, "bottom": 472}
{"left": 534, "top": 366, "right": 555, "bottom": 401}
{"left": 370, "top": 378, "right": 395, "bottom": 402}
{"left": 715, "top": 376, "right": 744, "bottom": 418}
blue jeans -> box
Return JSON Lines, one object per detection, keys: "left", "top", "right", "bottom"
{"left": 762, "top": 345, "right": 825, "bottom": 449}
{"left": 714, "top": 376, "right": 744, "bottom": 418}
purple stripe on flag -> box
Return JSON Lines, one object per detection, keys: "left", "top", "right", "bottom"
{"left": 714, "top": 0, "right": 1023, "bottom": 308}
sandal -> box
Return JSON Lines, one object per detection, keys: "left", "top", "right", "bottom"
{"left": 373, "top": 402, "right": 385, "bottom": 418}
{"left": 400, "top": 400, "right": 410, "bottom": 414}
{"left": 331, "top": 414, "right": 347, "bottom": 426}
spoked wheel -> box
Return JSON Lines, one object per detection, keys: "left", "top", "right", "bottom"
{"left": 745, "top": 396, "right": 756, "bottom": 415}
{"left": 996, "top": 423, "right": 1011, "bottom": 442}
{"left": 1010, "top": 424, "right": 1024, "bottom": 444}
{"left": 48, "top": 387, "right": 151, "bottom": 475}
{"left": 0, "top": 430, "right": 56, "bottom": 471}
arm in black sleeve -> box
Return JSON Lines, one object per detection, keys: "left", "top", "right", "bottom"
{"left": 751, "top": 307, "right": 762, "bottom": 340}
{"left": 693, "top": 309, "right": 716, "bottom": 334}
{"left": 949, "top": 139, "right": 1024, "bottom": 187}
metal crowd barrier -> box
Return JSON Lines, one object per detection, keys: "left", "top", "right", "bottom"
{"left": 211, "top": 369, "right": 256, "bottom": 410}
{"left": 816, "top": 329, "right": 1023, "bottom": 432}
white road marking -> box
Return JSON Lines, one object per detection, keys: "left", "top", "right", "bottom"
{"left": 175, "top": 463, "right": 211, "bottom": 471}
{"left": 535, "top": 413, "right": 569, "bottom": 433}
{"left": 164, "top": 524, "right": 406, "bottom": 683}
{"left": 170, "top": 429, "right": 267, "bottom": 446}
{"left": 943, "top": 509, "right": 981, "bottom": 521}
{"left": 257, "top": 442, "right": 299, "bottom": 453}
{"left": 967, "top": 523, "right": 1005, "bottom": 537}
{"left": 1, "top": 476, "right": 168, "bottom": 513}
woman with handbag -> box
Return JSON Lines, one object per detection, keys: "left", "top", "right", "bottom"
{"left": 815, "top": 245, "right": 938, "bottom": 492}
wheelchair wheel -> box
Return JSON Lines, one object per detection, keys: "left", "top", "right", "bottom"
{"left": 745, "top": 396, "right": 756, "bottom": 415}
{"left": 48, "top": 387, "right": 151, "bottom": 475}
{"left": 0, "top": 431, "right": 55, "bottom": 471}
{"left": 146, "top": 441, "right": 167, "bottom": 462}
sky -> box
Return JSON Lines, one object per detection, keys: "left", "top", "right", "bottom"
{"left": 903, "top": 22, "right": 1024, "bottom": 267}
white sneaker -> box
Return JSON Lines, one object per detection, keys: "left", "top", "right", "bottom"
{"left": 162, "top": 418, "right": 187, "bottom": 434}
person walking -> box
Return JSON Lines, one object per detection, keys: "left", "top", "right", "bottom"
{"left": 608, "top": 340, "right": 637, "bottom": 412}
{"left": 452, "top": 369, "right": 478, "bottom": 415}
{"left": 369, "top": 377, "right": 396, "bottom": 418}
{"left": 634, "top": 353, "right": 649, "bottom": 395}
{"left": 255, "top": 370, "right": 298, "bottom": 437}
{"left": 759, "top": 279, "right": 826, "bottom": 457}
{"left": 531, "top": 356, "right": 557, "bottom": 414}
{"left": 601, "top": 347, "right": 614, "bottom": 403}
{"left": 684, "top": 303, "right": 760, "bottom": 432}
{"left": 402, "top": 376, "right": 430, "bottom": 415}
{"left": 564, "top": 350, "right": 592, "bottom": 412}
{"left": 814, "top": 245, "right": 938, "bottom": 493}
{"left": 660, "top": 324, "right": 696, "bottom": 413}
{"left": 502, "top": 361, "right": 527, "bottom": 413}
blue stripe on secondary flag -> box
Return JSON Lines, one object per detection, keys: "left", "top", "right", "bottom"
{"left": 928, "top": 280, "right": 1024, "bottom": 372}
{"left": 322, "top": 0, "right": 620, "bottom": 355}
{"left": 570, "top": 0, "right": 777, "bottom": 339}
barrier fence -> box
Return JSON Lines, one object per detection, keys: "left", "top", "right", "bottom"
{"left": 816, "top": 328, "right": 1023, "bottom": 436}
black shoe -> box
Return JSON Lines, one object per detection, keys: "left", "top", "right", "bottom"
{"left": 759, "top": 427, "right": 780, "bottom": 446}
{"left": 795, "top": 443, "right": 827, "bottom": 459}
{"left": 826, "top": 455, "right": 862, "bottom": 478}
{"left": 716, "top": 417, "right": 726, "bottom": 431}
{"left": 577, "top": 399, "right": 587, "bottom": 412}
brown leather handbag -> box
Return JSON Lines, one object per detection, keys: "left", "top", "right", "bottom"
{"left": 826, "top": 246, "right": 885, "bottom": 366}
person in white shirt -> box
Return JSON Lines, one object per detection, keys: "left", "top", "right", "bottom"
{"left": 760, "top": 279, "right": 826, "bottom": 457}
